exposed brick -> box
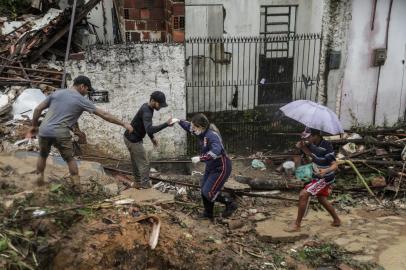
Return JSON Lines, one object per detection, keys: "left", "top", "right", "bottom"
{"left": 124, "top": 0, "right": 136, "bottom": 8}
{"left": 172, "top": 4, "right": 184, "bottom": 16}
{"left": 142, "top": 32, "right": 150, "bottom": 40}
{"left": 134, "top": 0, "right": 144, "bottom": 8}
{"left": 154, "top": 0, "right": 164, "bottom": 8}
{"left": 125, "top": 20, "right": 135, "bottom": 31}
{"left": 172, "top": 30, "right": 184, "bottom": 43}
{"left": 150, "top": 8, "right": 164, "bottom": 20}
{"left": 146, "top": 21, "right": 156, "bottom": 31}
{"left": 140, "top": 8, "right": 150, "bottom": 19}
{"left": 131, "top": 32, "right": 141, "bottom": 41}
{"left": 135, "top": 21, "right": 146, "bottom": 30}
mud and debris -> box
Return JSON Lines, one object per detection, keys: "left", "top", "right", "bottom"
{"left": 1, "top": 137, "right": 406, "bottom": 269}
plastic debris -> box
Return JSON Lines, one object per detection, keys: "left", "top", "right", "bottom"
{"left": 32, "top": 209, "right": 46, "bottom": 217}
{"left": 251, "top": 159, "right": 266, "bottom": 170}
{"left": 12, "top": 88, "right": 46, "bottom": 120}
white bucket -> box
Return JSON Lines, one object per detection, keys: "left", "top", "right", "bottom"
{"left": 282, "top": 161, "right": 296, "bottom": 175}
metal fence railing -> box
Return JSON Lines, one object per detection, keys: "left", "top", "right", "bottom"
{"left": 184, "top": 33, "right": 322, "bottom": 154}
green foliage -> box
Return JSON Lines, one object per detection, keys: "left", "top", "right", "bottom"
{"left": 294, "top": 242, "right": 382, "bottom": 270}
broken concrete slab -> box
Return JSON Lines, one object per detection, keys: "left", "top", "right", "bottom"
{"left": 255, "top": 219, "right": 308, "bottom": 243}
{"left": 121, "top": 188, "right": 174, "bottom": 206}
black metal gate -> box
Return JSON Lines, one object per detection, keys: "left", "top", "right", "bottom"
{"left": 185, "top": 33, "right": 322, "bottom": 155}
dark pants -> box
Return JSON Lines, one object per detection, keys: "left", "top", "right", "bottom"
{"left": 124, "top": 136, "right": 150, "bottom": 184}
{"left": 39, "top": 136, "right": 73, "bottom": 162}
{"left": 201, "top": 155, "right": 232, "bottom": 202}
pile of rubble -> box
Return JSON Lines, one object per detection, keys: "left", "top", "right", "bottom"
{"left": 0, "top": 0, "right": 101, "bottom": 88}
{"left": 0, "top": 86, "right": 85, "bottom": 156}
{"left": 326, "top": 129, "right": 406, "bottom": 194}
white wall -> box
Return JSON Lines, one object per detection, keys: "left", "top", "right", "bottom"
{"left": 340, "top": 0, "right": 406, "bottom": 128}
{"left": 67, "top": 44, "right": 186, "bottom": 159}
{"left": 186, "top": 0, "right": 323, "bottom": 37}
{"left": 185, "top": 0, "right": 323, "bottom": 113}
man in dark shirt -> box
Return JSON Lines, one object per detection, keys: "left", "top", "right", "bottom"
{"left": 124, "top": 91, "right": 174, "bottom": 188}
{"left": 287, "top": 128, "right": 341, "bottom": 232}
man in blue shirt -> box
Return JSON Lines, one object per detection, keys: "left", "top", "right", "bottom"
{"left": 287, "top": 128, "right": 341, "bottom": 232}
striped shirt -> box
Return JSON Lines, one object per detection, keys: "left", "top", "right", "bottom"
{"left": 308, "top": 139, "right": 336, "bottom": 183}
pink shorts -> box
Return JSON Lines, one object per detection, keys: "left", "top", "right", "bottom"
{"left": 304, "top": 179, "right": 332, "bottom": 197}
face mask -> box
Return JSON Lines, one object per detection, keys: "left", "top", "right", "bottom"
{"left": 191, "top": 124, "right": 203, "bottom": 136}
{"left": 193, "top": 129, "right": 202, "bottom": 136}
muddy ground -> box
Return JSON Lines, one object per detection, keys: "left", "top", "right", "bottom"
{"left": 1, "top": 151, "right": 406, "bottom": 270}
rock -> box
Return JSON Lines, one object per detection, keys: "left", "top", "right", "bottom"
{"left": 255, "top": 219, "right": 308, "bottom": 243}
{"left": 248, "top": 209, "right": 258, "bottom": 215}
{"left": 338, "top": 263, "right": 355, "bottom": 270}
{"left": 371, "top": 176, "right": 386, "bottom": 187}
{"left": 184, "top": 233, "right": 193, "bottom": 239}
{"left": 254, "top": 213, "right": 267, "bottom": 221}
{"left": 344, "top": 242, "right": 364, "bottom": 253}
{"left": 334, "top": 238, "right": 351, "bottom": 246}
{"left": 227, "top": 219, "right": 244, "bottom": 230}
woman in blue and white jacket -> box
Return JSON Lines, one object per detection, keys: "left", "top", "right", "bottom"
{"left": 178, "top": 113, "right": 237, "bottom": 220}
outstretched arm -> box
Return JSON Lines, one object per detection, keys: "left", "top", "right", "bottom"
{"left": 178, "top": 120, "right": 192, "bottom": 133}
{"left": 143, "top": 113, "right": 169, "bottom": 139}
{"left": 94, "top": 108, "right": 133, "bottom": 133}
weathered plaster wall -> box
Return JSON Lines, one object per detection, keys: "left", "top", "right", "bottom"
{"left": 67, "top": 44, "right": 186, "bottom": 159}
{"left": 339, "top": 0, "right": 406, "bottom": 128}
{"left": 317, "top": 0, "right": 352, "bottom": 110}
{"left": 185, "top": 0, "right": 323, "bottom": 37}
{"left": 185, "top": 0, "right": 324, "bottom": 112}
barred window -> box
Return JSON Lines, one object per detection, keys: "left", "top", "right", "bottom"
{"left": 173, "top": 16, "right": 185, "bottom": 30}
